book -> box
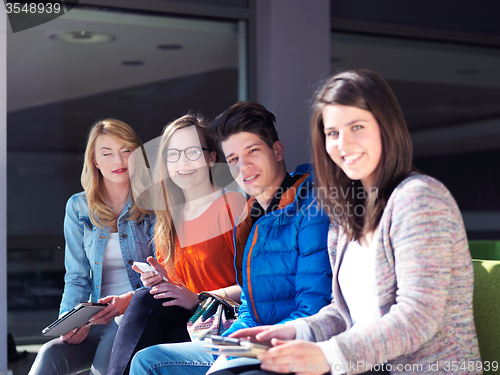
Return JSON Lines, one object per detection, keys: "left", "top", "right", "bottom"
{"left": 42, "top": 303, "right": 108, "bottom": 336}
{"left": 203, "top": 335, "right": 270, "bottom": 358}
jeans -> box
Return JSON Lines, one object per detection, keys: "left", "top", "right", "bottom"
{"left": 129, "top": 340, "right": 261, "bottom": 375}
{"left": 129, "top": 341, "right": 213, "bottom": 375}
{"left": 28, "top": 320, "right": 118, "bottom": 375}
{"left": 107, "top": 288, "right": 192, "bottom": 375}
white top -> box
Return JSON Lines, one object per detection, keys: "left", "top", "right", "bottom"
{"left": 100, "top": 233, "right": 133, "bottom": 298}
{"left": 293, "top": 239, "right": 380, "bottom": 374}
{"left": 337, "top": 239, "right": 380, "bottom": 331}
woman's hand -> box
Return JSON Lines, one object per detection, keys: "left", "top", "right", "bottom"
{"left": 258, "top": 340, "right": 329, "bottom": 375}
{"left": 60, "top": 323, "right": 92, "bottom": 345}
{"left": 89, "top": 292, "right": 134, "bottom": 325}
{"left": 132, "top": 256, "right": 167, "bottom": 288}
{"left": 150, "top": 281, "right": 199, "bottom": 311}
{"left": 229, "top": 323, "right": 296, "bottom": 346}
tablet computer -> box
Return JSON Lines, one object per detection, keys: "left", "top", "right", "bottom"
{"left": 42, "top": 303, "right": 108, "bottom": 336}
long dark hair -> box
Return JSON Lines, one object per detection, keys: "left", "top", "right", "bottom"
{"left": 311, "top": 69, "right": 414, "bottom": 241}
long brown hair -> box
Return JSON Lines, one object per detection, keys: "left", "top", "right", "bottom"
{"left": 153, "top": 113, "right": 222, "bottom": 280}
{"left": 311, "top": 70, "right": 414, "bottom": 241}
{"left": 81, "top": 118, "right": 148, "bottom": 228}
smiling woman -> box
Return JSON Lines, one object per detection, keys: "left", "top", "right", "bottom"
{"left": 106, "top": 113, "right": 246, "bottom": 375}
{"left": 164, "top": 126, "right": 216, "bottom": 201}
{"left": 322, "top": 105, "right": 382, "bottom": 191}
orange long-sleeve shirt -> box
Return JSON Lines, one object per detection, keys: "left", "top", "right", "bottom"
{"left": 157, "top": 191, "right": 247, "bottom": 293}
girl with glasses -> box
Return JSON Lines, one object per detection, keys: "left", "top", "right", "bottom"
{"left": 107, "top": 113, "right": 247, "bottom": 375}
{"left": 214, "top": 70, "right": 481, "bottom": 375}
{"left": 29, "top": 119, "right": 155, "bottom": 375}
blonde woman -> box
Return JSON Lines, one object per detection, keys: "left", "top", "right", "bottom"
{"left": 29, "top": 119, "right": 155, "bottom": 375}
{"left": 107, "top": 113, "right": 247, "bottom": 375}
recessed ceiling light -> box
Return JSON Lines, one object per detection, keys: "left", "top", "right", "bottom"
{"left": 157, "top": 44, "right": 183, "bottom": 50}
{"left": 50, "top": 31, "right": 115, "bottom": 44}
{"left": 456, "top": 68, "right": 479, "bottom": 75}
{"left": 122, "top": 61, "right": 144, "bottom": 66}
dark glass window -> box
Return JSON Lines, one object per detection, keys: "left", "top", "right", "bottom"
{"left": 331, "top": 31, "right": 500, "bottom": 239}
{"left": 7, "top": 5, "right": 246, "bottom": 339}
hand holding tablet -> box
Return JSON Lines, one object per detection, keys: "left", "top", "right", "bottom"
{"left": 42, "top": 303, "right": 108, "bottom": 336}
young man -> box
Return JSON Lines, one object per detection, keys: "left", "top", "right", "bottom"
{"left": 129, "top": 101, "right": 333, "bottom": 375}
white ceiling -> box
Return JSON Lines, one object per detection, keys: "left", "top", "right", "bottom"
{"left": 7, "top": 7, "right": 239, "bottom": 112}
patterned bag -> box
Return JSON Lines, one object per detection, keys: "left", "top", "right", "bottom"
{"left": 187, "top": 291, "right": 240, "bottom": 341}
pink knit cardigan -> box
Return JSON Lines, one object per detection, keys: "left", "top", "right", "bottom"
{"left": 303, "top": 174, "right": 482, "bottom": 374}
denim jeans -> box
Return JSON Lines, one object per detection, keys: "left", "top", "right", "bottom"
{"left": 129, "top": 340, "right": 261, "bottom": 375}
{"left": 28, "top": 320, "right": 118, "bottom": 375}
{"left": 129, "top": 341, "right": 213, "bottom": 375}
{"left": 107, "top": 288, "right": 191, "bottom": 375}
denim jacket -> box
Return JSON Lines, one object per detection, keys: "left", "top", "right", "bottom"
{"left": 59, "top": 192, "right": 155, "bottom": 316}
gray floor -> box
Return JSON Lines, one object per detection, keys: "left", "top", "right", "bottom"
{"left": 8, "top": 309, "right": 90, "bottom": 375}
{"left": 8, "top": 344, "right": 40, "bottom": 375}
{"left": 8, "top": 309, "right": 54, "bottom": 375}
{"left": 9, "top": 344, "right": 90, "bottom": 375}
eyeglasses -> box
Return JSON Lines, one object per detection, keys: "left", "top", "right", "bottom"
{"left": 163, "top": 147, "right": 209, "bottom": 163}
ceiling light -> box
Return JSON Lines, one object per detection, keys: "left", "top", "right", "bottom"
{"left": 122, "top": 61, "right": 144, "bottom": 66}
{"left": 157, "top": 44, "right": 183, "bottom": 50}
{"left": 456, "top": 68, "right": 479, "bottom": 75}
{"left": 50, "top": 31, "right": 115, "bottom": 44}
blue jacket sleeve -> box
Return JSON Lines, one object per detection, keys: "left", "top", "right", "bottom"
{"left": 222, "top": 290, "right": 259, "bottom": 336}
{"left": 59, "top": 196, "right": 93, "bottom": 316}
{"left": 275, "top": 200, "right": 332, "bottom": 324}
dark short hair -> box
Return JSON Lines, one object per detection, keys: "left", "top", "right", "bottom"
{"left": 209, "top": 101, "right": 279, "bottom": 148}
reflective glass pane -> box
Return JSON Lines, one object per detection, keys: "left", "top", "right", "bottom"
{"left": 8, "top": 5, "right": 245, "bottom": 339}
{"left": 331, "top": 32, "right": 500, "bottom": 238}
